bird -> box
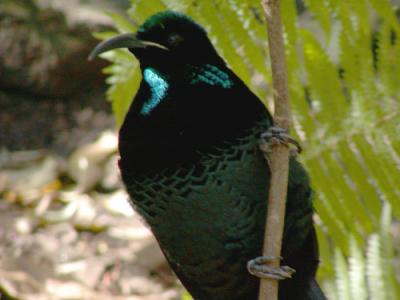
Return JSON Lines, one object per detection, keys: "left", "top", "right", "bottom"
{"left": 90, "top": 10, "right": 326, "bottom": 300}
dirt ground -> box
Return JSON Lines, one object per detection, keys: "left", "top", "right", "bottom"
{"left": 0, "top": 1, "right": 184, "bottom": 296}
{"left": 0, "top": 88, "right": 184, "bottom": 300}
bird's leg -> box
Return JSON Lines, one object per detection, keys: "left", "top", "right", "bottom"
{"left": 247, "top": 256, "right": 295, "bottom": 280}
{"left": 259, "top": 126, "right": 302, "bottom": 160}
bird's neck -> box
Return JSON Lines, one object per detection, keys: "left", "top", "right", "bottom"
{"left": 138, "top": 62, "right": 234, "bottom": 116}
{"left": 119, "top": 61, "right": 268, "bottom": 179}
{"left": 140, "top": 67, "right": 169, "bottom": 116}
{"left": 184, "top": 63, "right": 234, "bottom": 88}
{"left": 140, "top": 59, "right": 231, "bottom": 84}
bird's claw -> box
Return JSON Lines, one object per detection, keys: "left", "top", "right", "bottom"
{"left": 247, "top": 256, "right": 295, "bottom": 280}
{"left": 260, "top": 126, "right": 302, "bottom": 157}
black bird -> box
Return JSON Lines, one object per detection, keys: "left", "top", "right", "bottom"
{"left": 90, "top": 11, "right": 325, "bottom": 300}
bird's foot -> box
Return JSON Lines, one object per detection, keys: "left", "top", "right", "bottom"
{"left": 247, "top": 256, "right": 295, "bottom": 280}
{"left": 260, "top": 126, "right": 302, "bottom": 158}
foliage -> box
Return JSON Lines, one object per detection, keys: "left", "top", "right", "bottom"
{"left": 97, "top": 0, "right": 400, "bottom": 296}
{"left": 324, "top": 204, "right": 400, "bottom": 300}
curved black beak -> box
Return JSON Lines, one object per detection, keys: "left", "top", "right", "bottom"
{"left": 89, "top": 33, "right": 168, "bottom": 60}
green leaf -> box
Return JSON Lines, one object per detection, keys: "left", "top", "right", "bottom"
{"left": 348, "top": 237, "right": 367, "bottom": 300}
{"left": 334, "top": 249, "right": 351, "bottom": 300}
{"left": 366, "top": 234, "right": 386, "bottom": 300}
{"left": 106, "top": 11, "right": 136, "bottom": 32}
{"left": 101, "top": 50, "right": 140, "bottom": 126}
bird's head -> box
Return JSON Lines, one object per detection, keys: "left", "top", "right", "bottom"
{"left": 89, "top": 11, "right": 222, "bottom": 70}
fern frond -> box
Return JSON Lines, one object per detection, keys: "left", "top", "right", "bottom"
{"left": 348, "top": 237, "right": 367, "bottom": 300}
{"left": 101, "top": 50, "right": 140, "bottom": 126}
{"left": 334, "top": 248, "right": 351, "bottom": 300}
{"left": 366, "top": 234, "right": 386, "bottom": 300}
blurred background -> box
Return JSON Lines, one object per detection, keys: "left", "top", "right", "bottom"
{"left": 1, "top": 0, "right": 400, "bottom": 299}
{"left": 0, "top": 1, "right": 181, "bottom": 299}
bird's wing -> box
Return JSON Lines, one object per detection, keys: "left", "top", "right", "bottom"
{"left": 152, "top": 172, "right": 263, "bottom": 299}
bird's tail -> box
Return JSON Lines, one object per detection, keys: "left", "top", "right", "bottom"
{"left": 306, "top": 278, "right": 327, "bottom": 300}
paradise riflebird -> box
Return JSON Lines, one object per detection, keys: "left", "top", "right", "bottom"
{"left": 90, "top": 10, "right": 325, "bottom": 300}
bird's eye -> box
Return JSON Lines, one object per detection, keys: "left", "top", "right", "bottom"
{"left": 167, "top": 33, "right": 184, "bottom": 47}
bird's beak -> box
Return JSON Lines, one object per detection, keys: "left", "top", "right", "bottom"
{"left": 88, "top": 33, "right": 168, "bottom": 60}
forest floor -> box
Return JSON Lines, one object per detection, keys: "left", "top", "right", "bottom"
{"left": 0, "top": 1, "right": 183, "bottom": 297}
{"left": 0, "top": 90, "right": 184, "bottom": 300}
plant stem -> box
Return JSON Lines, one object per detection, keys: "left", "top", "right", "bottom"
{"left": 259, "top": 0, "right": 292, "bottom": 299}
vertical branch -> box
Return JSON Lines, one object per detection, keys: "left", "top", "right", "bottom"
{"left": 259, "top": 0, "right": 292, "bottom": 299}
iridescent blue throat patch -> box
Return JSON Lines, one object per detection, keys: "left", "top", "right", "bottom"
{"left": 141, "top": 68, "right": 169, "bottom": 116}
{"left": 190, "top": 64, "right": 233, "bottom": 88}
